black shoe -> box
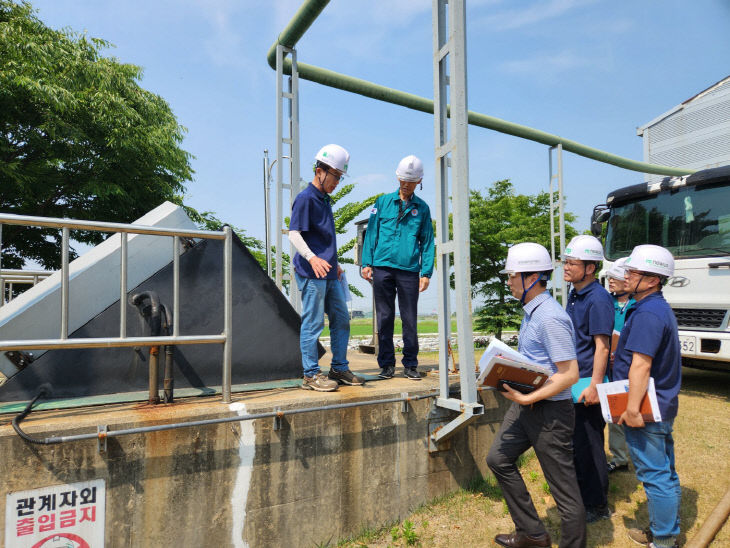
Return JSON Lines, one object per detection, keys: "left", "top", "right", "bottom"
{"left": 404, "top": 367, "right": 421, "bottom": 380}
{"left": 378, "top": 365, "right": 395, "bottom": 379}
{"left": 586, "top": 504, "right": 611, "bottom": 523}
{"left": 607, "top": 460, "right": 629, "bottom": 474}
{"left": 328, "top": 369, "right": 365, "bottom": 386}
{"left": 494, "top": 531, "right": 551, "bottom": 548}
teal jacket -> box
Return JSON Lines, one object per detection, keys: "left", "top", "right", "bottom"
{"left": 361, "top": 190, "right": 434, "bottom": 277}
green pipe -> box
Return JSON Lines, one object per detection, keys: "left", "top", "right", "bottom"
{"left": 267, "top": 1, "right": 693, "bottom": 177}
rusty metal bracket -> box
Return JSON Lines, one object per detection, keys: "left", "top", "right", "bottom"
{"left": 97, "top": 425, "right": 107, "bottom": 454}
{"left": 273, "top": 408, "right": 284, "bottom": 431}
{"left": 428, "top": 399, "right": 483, "bottom": 453}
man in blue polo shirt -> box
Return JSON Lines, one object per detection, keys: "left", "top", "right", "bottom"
{"left": 614, "top": 245, "right": 681, "bottom": 548}
{"left": 563, "top": 235, "right": 614, "bottom": 523}
{"left": 288, "top": 144, "right": 364, "bottom": 392}
{"left": 361, "top": 155, "right": 434, "bottom": 381}
{"left": 488, "top": 243, "right": 586, "bottom": 548}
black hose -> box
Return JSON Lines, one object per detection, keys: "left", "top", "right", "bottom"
{"left": 130, "top": 291, "right": 162, "bottom": 336}
{"left": 12, "top": 383, "right": 55, "bottom": 445}
{"left": 160, "top": 303, "right": 174, "bottom": 403}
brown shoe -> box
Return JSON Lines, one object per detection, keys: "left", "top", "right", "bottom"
{"left": 302, "top": 372, "right": 338, "bottom": 392}
{"left": 495, "top": 531, "right": 551, "bottom": 548}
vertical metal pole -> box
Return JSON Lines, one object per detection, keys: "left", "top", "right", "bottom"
{"left": 289, "top": 49, "right": 301, "bottom": 313}
{"left": 222, "top": 225, "right": 233, "bottom": 403}
{"left": 61, "top": 227, "right": 69, "bottom": 339}
{"left": 173, "top": 235, "right": 180, "bottom": 336}
{"left": 275, "top": 45, "right": 285, "bottom": 290}
{"left": 120, "top": 233, "right": 127, "bottom": 338}
{"left": 433, "top": 0, "right": 451, "bottom": 401}
{"left": 447, "top": 0, "right": 476, "bottom": 405}
{"left": 263, "top": 149, "right": 272, "bottom": 278}
{"left": 548, "top": 148, "right": 557, "bottom": 299}
{"left": 557, "top": 143, "right": 567, "bottom": 308}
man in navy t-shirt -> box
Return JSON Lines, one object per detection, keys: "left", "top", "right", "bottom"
{"left": 288, "top": 144, "right": 364, "bottom": 392}
{"left": 614, "top": 244, "right": 681, "bottom": 548}
{"left": 563, "top": 235, "right": 614, "bottom": 523}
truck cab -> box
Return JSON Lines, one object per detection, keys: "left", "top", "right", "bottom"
{"left": 593, "top": 165, "right": 730, "bottom": 370}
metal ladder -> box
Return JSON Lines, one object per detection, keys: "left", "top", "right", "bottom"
{"left": 275, "top": 44, "right": 301, "bottom": 313}
{"left": 548, "top": 144, "right": 568, "bottom": 308}
{"left": 430, "top": 0, "right": 484, "bottom": 450}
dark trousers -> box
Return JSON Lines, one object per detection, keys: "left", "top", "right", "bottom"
{"left": 487, "top": 400, "right": 587, "bottom": 548}
{"left": 373, "top": 266, "right": 419, "bottom": 368}
{"left": 572, "top": 403, "right": 608, "bottom": 509}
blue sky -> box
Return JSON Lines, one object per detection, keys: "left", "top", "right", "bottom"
{"left": 29, "top": 0, "right": 730, "bottom": 312}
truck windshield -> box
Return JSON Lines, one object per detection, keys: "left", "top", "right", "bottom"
{"left": 605, "top": 182, "right": 730, "bottom": 260}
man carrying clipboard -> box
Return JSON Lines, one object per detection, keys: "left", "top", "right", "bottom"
{"left": 487, "top": 243, "right": 586, "bottom": 548}
{"left": 613, "top": 245, "right": 682, "bottom": 548}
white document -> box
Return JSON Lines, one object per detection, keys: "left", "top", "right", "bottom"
{"left": 477, "top": 339, "right": 550, "bottom": 385}
{"left": 339, "top": 272, "right": 352, "bottom": 302}
{"left": 596, "top": 377, "right": 662, "bottom": 423}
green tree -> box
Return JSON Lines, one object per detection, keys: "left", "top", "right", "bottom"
{"left": 470, "top": 179, "right": 577, "bottom": 338}
{"left": 0, "top": 1, "right": 196, "bottom": 268}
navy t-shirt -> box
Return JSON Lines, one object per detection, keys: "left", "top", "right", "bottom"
{"left": 613, "top": 291, "right": 681, "bottom": 420}
{"left": 289, "top": 183, "right": 338, "bottom": 280}
{"left": 567, "top": 279, "right": 614, "bottom": 377}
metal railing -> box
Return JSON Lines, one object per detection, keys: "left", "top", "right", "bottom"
{"left": 0, "top": 213, "right": 235, "bottom": 403}
{"left": 1, "top": 269, "right": 52, "bottom": 306}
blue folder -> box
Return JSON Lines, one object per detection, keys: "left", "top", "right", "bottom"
{"left": 571, "top": 376, "right": 608, "bottom": 403}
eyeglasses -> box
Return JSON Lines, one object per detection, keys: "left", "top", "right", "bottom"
{"left": 625, "top": 269, "right": 656, "bottom": 278}
{"left": 325, "top": 169, "right": 343, "bottom": 182}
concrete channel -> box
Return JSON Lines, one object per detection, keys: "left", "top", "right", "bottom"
{"left": 1, "top": 351, "right": 508, "bottom": 547}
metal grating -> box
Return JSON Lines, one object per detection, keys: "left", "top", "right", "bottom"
{"left": 672, "top": 308, "right": 727, "bottom": 329}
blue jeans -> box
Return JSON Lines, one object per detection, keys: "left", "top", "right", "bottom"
{"left": 295, "top": 273, "right": 350, "bottom": 377}
{"left": 624, "top": 420, "right": 681, "bottom": 541}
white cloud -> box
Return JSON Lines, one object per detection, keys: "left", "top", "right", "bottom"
{"left": 499, "top": 50, "right": 593, "bottom": 76}
{"left": 476, "top": 0, "right": 598, "bottom": 31}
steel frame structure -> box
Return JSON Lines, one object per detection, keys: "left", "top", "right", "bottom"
{"left": 548, "top": 144, "right": 568, "bottom": 307}
{"left": 275, "top": 44, "right": 301, "bottom": 313}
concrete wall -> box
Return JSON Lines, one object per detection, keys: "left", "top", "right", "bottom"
{"left": 0, "top": 387, "right": 507, "bottom": 547}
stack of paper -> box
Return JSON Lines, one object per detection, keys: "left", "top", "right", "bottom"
{"left": 477, "top": 339, "right": 552, "bottom": 394}
{"left": 596, "top": 378, "right": 662, "bottom": 423}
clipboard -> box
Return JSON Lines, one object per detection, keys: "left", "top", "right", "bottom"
{"left": 477, "top": 354, "right": 552, "bottom": 394}
{"left": 596, "top": 378, "right": 662, "bottom": 423}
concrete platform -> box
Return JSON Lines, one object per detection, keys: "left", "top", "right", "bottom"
{"left": 0, "top": 349, "right": 507, "bottom": 548}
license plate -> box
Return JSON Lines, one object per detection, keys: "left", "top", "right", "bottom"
{"left": 679, "top": 335, "right": 696, "bottom": 354}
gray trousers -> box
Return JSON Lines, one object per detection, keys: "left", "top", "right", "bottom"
{"left": 487, "top": 399, "right": 587, "bottom": 548}
{"left": 608, "top": 422, "right": 630, "bottom": 465}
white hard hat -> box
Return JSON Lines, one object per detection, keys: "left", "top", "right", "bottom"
{"left": 500, "top": 242, "right": 553, "bottom": 274}
{"left": 606, "top": 257, "right": 628, "bottom": 280}
{"left": 315, "top": 144, "right": 350, "bottom": 175}
{"left": 564, "top": 235, "right": 604, "bottom": 261}
{"left": 625, "top": 244, "right": 674, "bottom": 278}
{"left": 395, "top": 155, "right": 424, "bottom": 182}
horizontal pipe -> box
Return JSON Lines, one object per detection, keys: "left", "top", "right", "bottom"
{"left": 0, "top": 213, "right": 225, "bottom": 240}
{"left": 0, "top": 269, "right": 52, "bottom": 276}
{"left": 0, "top": 335, "right": 226, "bottom": 351}
{"left": 25, "top": 391, "right": 438, "bottom": 444}
{"left": 266, "top": 2, "right": 693, "bottom": 177}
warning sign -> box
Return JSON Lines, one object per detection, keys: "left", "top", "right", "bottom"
{"left": 5, "top": 479, "right": 105, "bottom": 548}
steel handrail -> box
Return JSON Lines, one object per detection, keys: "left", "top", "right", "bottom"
{"left": 0, "top": 212, "right": 234, "bottom": 403}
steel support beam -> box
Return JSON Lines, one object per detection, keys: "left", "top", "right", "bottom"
{"left": 548, "top": 144, "right": 568, "bottom": 307}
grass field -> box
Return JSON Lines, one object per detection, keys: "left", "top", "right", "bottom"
{"left": 335, "top": 366, "right": 730, "bottom": 547}
{"left": 322, "top": 317, "right": 460, "bottom": 337}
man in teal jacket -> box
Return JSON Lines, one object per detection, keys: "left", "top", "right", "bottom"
{"left": 361, "top": 155, "right": 435, "bottom": 380}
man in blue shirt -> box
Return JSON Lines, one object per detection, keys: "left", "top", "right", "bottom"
{"left": 288, "top": 144, "right": 364, "bottom": 392}
{"left": 605, "top": 258, "right": 635, "bottom": 474}
{"left": 614, "top": 245, "right": 681, "bottom": 548}
{"left": 361, "top": 155, "right": 434, "bottom": 381}
{"left": 488, "top": 243, "right": 586, "bottom": 548}
{"left": 563, "top": 235, "right": 614, "bottom": 523}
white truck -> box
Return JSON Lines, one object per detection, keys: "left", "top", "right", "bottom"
{"left": 592, "top": 165, "right": 730, "bottom": 370}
